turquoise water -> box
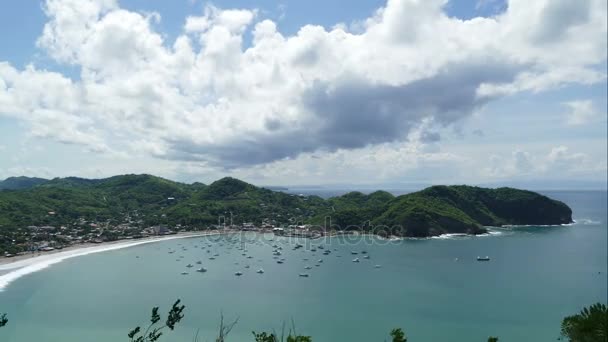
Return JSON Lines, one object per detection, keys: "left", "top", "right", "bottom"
{"left": 0, "top": 191, "right": 606, "bottom": 341}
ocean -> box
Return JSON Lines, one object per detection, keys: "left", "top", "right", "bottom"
{"left": 0, "top": 190, "right": 606, "bottom": 341}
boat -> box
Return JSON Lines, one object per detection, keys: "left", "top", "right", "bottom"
{"left": 235, "top": 271, "right": 243, "bottom": 276}
{"left": 304, "top": 266, "right": 312, "bottom": 270}
{"left": 196, "top": 261, "right": 202, "bottom": 264}
{"left": 374, "top": 265, "right": 382, "bottom": 268}
{"left": 299, "top": 273, "right": 310, "bottom": 277}
{"left": 245, "top": 265, "right": 250, "bottom": 269}
{"left": 277, "top": 260, "right": 284, "bottom": 264}
{"left": 196, "top": 268, "right": 207, "bottom": 273}
{"left": 209, "top": 257, "right": 216, "bottom": 260}
{"left": 317, "top": 259, "right": 323, "bottom": 263}
{"left": 352, "top": 258, "right": 360, "bottom": 263}
{"left": 361, "top": 251, "right": 367, "bottom": 254}
{"left": 181, "top": 272, "right": 189, "bottom": 275}
{"left": 477, "top": 256, "right": 490, "bottom": 261}
{"left": 363, "top": 255, "right": 370, "bottom": 259}
{"left": 256, "top": 269, "right": 265, "bottom": 274}
{"left": 351, "top": 251, "right": 358, "bottom": 255}
{"left": 186, "top": 264, "right": 193, "bottom": 268}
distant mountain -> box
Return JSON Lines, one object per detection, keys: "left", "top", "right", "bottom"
{"left": 0, "top": 174, "right": 572, "bottom": 238}
{"left": 0, "top": 176, "right": 49, "bottom": 190}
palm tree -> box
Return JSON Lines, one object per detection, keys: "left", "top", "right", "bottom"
{"left": 560, "top": 303, "right": 608, "bottom": 342}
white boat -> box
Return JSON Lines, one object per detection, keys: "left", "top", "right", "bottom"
{"left": 317, "top": 259, "right": 323, "bottom": 263}
{"left": 256, "top": 269, "right": 265, "bottom": 274}
{"left": 363, "top": 255, "right": 370, "bottom": 259}
{"left": 304, "top": 266, "right": 312, "bottom": 270}
{"left": 196, "top": 268, "right": 207, "bottom": 273}
{"left": 352, "top": 258, "right": 360, "bottom": 263}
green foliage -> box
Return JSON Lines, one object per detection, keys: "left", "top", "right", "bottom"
{"left": 390, "top": 328, "right": 407, "bottom": 342}
{"left": 561, "top": 303, "right": 608, "bottom": 342}
{"left": 0, "top": 176, "right": 48, "bottom": 190}
{"left": 0, "top": 174, "right": 573, "bottom": 254}
{"left": 128, "top": 299, "right": 185, "bottom": 342}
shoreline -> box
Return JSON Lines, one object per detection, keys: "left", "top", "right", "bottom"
{"left": 0, "top": 230, "right": 234, "bottom": 291}
{"left": 0, "top": 230, "right": 232, "bottom": 268}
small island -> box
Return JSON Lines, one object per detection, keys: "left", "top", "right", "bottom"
{"left": 0, "top": 175, "right": 573, "bottom": 255}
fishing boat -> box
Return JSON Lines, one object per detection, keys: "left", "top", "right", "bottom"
{"left": 196, "top": 268, "right": 207, "bottom": 273}
{"left": 477, "top": 256, "right": 491, "bottom": 261}
{"left": 256, "top": 269, "right": 265, "bottom": 274}
{"left": 352, "top": 258, "right": 360, "bottom": 263}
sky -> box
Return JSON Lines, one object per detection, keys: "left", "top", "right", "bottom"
{"left": 0, "top": 0, "right": 606, "bottom": 187}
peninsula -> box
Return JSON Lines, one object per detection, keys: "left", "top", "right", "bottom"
{"left": 0, "top": 175, "right": 573, "bottom": 255}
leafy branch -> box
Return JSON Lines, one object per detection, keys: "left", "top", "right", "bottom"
{"left": 128, "top": 299, "right": 185, "bottom": 342}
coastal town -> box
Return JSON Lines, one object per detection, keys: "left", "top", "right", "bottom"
{"left": 0, "top": 211, "right": 328, "bottom": 258}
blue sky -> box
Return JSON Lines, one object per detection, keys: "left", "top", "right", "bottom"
{"left": 0, "top": 0, "right": 606, "bottom": 187}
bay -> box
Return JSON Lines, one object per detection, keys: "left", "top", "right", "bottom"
{"left": 0, "top": 191, "right": 606, "bottom": 341}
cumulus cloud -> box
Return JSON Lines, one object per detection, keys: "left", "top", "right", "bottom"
{"left": 483, "top": 145, "right": 605, "bottom": 179}
{"left": 0, "top": 0, "right": 606, "bottom": 169}
{"left": 564, "top": 100, "right": 600, "bottom": 125}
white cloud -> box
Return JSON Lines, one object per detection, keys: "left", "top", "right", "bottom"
{"left": 0, "top": 0, "right": 605, "bottom": 173}
{"left": 483, "top": 145, "right": 605, "bottom": 180}
{"left": 564, "top": 100, "right": 600, "bottom": 125}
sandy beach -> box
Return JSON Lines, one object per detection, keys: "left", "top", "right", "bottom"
{"left": 0, "top": 230, "right": 232, "bottom": 290}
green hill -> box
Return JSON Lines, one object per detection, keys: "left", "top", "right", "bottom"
{"left": 0, "top": 176, "right": 49, "bottom": 190}
{"left": 0, "top": 175, "right": 573, "bottom": 252}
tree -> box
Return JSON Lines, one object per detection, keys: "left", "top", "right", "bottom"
{"left": 390, "top": 328, "right": 407, "bottom": 342}
{"left": 560, "top": 303, "right": 608, "bottom": 342}
{"left": 128, "top": 299, "right": 185, "bottom": 342}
